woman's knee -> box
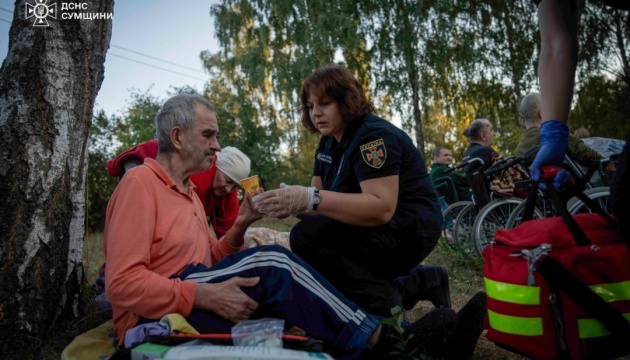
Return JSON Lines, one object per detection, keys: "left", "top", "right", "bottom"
{"left": 289, "top": 218, "right": 323, "bottom": 251}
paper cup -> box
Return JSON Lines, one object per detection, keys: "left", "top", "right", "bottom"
{"left": 240, "top": 175, "right": 260, "bottom": 196}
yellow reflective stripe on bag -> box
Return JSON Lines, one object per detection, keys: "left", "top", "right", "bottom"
{"left": 487, "top": 310, "right": 544, "bottom": 336}
{"left": 579, "top": 313, "right": 630, "bottom": 339}
{"left": 485, "top": 278, "right": 540, "bottom": 305}
{"left": 578, "top": 281, "right": 630, "bottom": 339}
{"left": 591, "top": 281, "right": 630, "bottom": 303}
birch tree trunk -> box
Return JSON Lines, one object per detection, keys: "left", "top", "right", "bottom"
{"left": 0, "top": 0, "right": 113, "bottom": 350}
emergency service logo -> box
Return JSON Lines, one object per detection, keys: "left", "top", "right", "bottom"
{"left": 360, "top": 139, "right": 387, "bottom": 168}
{"left": 25, "top": 0, "right": 57, "bottom": 27}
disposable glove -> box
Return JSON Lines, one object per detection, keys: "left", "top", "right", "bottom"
{"left": 529, "top": 120, "right": 571, "bottom": 190}
{"left": 252, "top": 184, "right": 317, "bottom": 218}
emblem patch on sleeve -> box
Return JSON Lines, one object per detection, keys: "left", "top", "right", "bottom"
{"left": 360, "top": 139, "right": 387, "bottom": 168}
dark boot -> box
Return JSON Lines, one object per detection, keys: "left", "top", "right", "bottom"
{"left": 366, "top": 307, "right": 457, "bottom": 359}
{"left": 444, "top": 291, "right": 487, "bottom": 359}
{"left": 398, "top": 265, "right": 451, "bottom": 310}
{"left": 406, "top": 307, "right": 458, "bottom": 357}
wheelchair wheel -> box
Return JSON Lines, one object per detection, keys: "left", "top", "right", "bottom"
{"left": 453, "top": 203, "right": 478, "bottom": 252}
{"left": 567, "top": 187, "right": 611, "bottom": 214}
{"left": 442, "top": 201, "right": 473, "bottom": 247}
{"left": 505, "top": 195, "right": 547, "bottom": 229}
{"left": 472, "top": 198, "right": 524, "bottom": 255}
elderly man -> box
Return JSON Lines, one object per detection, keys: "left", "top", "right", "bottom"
{"left": 462, "top": 118, "right": 499, "bottom": 173}
{"left": 516, "top": 92, "right": 606, "bottom": 163}
{"left": 103, "top": 94, "right": 486, "bottom": 359}
{"left": 107, "top": 140, "right": 250, "bottom": 238}
{"left": 430, "top": 146, "right": 472, "bottom": 203}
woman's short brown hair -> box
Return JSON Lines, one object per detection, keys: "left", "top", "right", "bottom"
{"left": 299, "top": 64, "right": 374, "bottom": 133}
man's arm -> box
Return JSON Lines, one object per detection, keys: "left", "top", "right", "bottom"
{"left": 210, "top": 192, "right": 263, "bottom": 263}
{"left": 104, "top": 176, "right": 197, "bottom": 320}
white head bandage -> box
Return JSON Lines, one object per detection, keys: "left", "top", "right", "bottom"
{"left": 216, "top": 147, "right": 251, "bottom": 183}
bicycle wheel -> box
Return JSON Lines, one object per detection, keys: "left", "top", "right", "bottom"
{"left": 472, "top": 198, "right": 524, "bottom": 255}
{"left": 567, "top": 187, "right": 611, "bottom": 214}
{"left": 505, "top": 195, "right": 547, "bottom": 229}
{"left": 442, "top": 201, "right": 473, "bottom": 247}
{"left": 453, "top": 203, "right": 478, "bottom": 252}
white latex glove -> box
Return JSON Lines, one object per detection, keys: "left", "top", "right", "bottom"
{"left": 252, "top": 184, "right": 316, "bottom": 218}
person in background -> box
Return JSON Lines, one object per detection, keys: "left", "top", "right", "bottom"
{"left": 252, "top": 64, "right": 451, "bottom": 318}
{"left": 516, "top": 92, "right": 614, "bottom": 183}
{"left": 574, "top": 127, "right": 591, "bottom": 139}
{"left": 107, "top": 140, "right": 250, "bottom": 238}
{"left": 104, "top": 93, "right": 486, "bottom": 360}
{"left": 528, "top": 0, "right": 629, "bottom": 234}
{"left": 430, "top": 146, "right": 472, "bottom": 203}
{"left": 461, "top": 118, "right": 499, "bottom": 173}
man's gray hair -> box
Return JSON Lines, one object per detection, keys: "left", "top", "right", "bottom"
{"left": 518, "top": 92, "right": 541, "bottom": 128}
{"left": 468, "top": 119, "right": 489, "bottom": 141}
{"left": 155, "top": 94, "right": 216, "bottom": 153}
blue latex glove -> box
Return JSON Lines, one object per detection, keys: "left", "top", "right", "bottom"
{"left": 529, "top": 120, "right": 571, "bottom": 190}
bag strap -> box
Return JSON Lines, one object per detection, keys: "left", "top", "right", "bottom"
{"left": 545, "top": 184, "right": 591, "bottom": 246}
{"left": 521, "top": 165, "right": 616, "bottom": 247}
{"left": 537, "top": 256, "right": 630, "bottom": 341}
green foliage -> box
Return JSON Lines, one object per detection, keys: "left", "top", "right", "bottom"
{"left": 381, "top": 305, "right": 423, "bottom": 360}
{"left": 86, "top": 110, "right": 119, "bottom": 231}
{"left": 571, "top": 75, "right": 630, "bottom": 139}
{"left": 114, "top": 88, "right": 163, "bottom": 152}
{"left": 201, "top": 53, "right": 285, "bottom": 189}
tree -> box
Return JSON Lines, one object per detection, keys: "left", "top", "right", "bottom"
{"left": 86, "top": 110, "right": 119, "bottom": 232}
{"left": 201, "top": 53, "right": 285, "bottom": 188}
{"left": 0, "top": 0, "right": 113, "bottom": 354}
{"left": 571, "top": 74, "right": 630, "bottom": 137}
{"left": 208, "top": 0, "right": 370, "bottom": 183}
{"left": 114, "top": 88, "right": 163, "bottom": 151}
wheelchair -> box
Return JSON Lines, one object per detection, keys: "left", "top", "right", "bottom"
{"left": 441, "top": 149, "right": 536, "bottom": 255}
{"left": 505, "top": 153, "right": 615, "bottom": 229}
{"left": 434, "top": 175, "right": 471, "bottom": 247}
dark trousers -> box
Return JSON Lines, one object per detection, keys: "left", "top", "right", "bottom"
{"left": 177, "top": 245, "right": 380, "bottom": 360}
{"left": 612, "top": 130, "right": 630, "bottom": 241}
{"left": 290, "top": 215, "right": 439, "bottom": 317}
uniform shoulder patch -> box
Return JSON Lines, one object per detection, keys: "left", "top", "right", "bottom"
{"left": 359, "top": 139, "right": 387, "bottom": 168}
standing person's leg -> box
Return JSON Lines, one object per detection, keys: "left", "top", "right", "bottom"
{"left": 611, "top": 131, "right": 630, "bottom": 241}
{"left": 529, "top": 0, "right": 579, "bottom": 184}
{"left": 537, "top": 0, "right": 578, "bottom": 124}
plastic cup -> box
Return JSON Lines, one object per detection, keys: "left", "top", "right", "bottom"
{"left": 240, "top": 175, "right": 260, "bottom": 196}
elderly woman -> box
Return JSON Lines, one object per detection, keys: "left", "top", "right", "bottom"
{"left": 107, "top": 140, "right": 250, "bottom": 238}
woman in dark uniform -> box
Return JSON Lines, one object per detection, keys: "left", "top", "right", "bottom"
{"left": 253, "top": 64, "right": 447, "bottom": 317}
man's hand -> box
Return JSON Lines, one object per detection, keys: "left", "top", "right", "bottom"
{"left": 194, "top": 277, "right": 260, "bottom": 323}
{"left": 238, "top": 191, "right": 264, "bottom": 225}
{"left": 252, "top": 185, "right": 313, "bottom": 218}
{"left": 530, "top": 120, "right": 571, "bottom": 190}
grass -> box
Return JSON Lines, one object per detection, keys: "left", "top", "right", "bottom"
{"left": 72, "top": 220, "right": 528, "bottom": 359}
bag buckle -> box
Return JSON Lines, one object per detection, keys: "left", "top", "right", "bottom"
{"left": 511, "top": 243, "right": 552, "bottom": 285}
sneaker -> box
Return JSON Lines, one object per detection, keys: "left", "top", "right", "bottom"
{"left": 400, "top": 265, "right": 452, "bottom": 310}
